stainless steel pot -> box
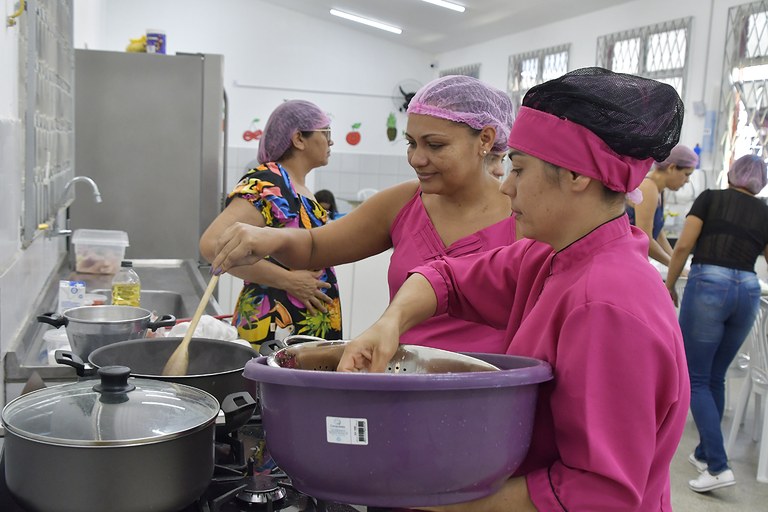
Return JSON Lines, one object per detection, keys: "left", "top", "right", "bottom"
{"left": 1, "top": 366, "right": 219, "bottom": 512}
{"left": 38, "top": 305, "right": 176, "bottom": 359}
{"left": 56, "top": 337, "right": 258, "bottom": 404}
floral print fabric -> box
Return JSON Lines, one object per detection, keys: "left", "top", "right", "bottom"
{"left": 227, "top": 162, "right": 342, "bottom": 346}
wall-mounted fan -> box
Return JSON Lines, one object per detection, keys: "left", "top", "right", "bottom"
{"left": 392, "top": 79, "right": 423, "bottom": 112}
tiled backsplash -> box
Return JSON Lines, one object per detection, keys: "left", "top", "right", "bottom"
{"left": 0, "top": 119, "right": 22, "bottom": 268}
{"left": 0, "top": 118, "right": 71, "bottom": 405}
{"left": 227, "top": 147, "right": 416, "bottom": 214}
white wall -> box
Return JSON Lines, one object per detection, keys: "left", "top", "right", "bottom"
{"left": 436, "top": 0, "right": 748, "bottom": 175}
{"left": 73, "top": 0, "right": 754, "bottom": 198}
{"left": 73, "top": 0, "right": 436, "bottom": 158}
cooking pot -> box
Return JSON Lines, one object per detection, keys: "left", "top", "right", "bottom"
{"left": 1, "top": 366, "right": 219, "bottom": 512}
{"left": 56, "top": 337, "right": 257, "bottom": 404}
{"left": 38, "top": 305, "right": 176, "bottom": 359}
{"left": 244, "top": 352, "right": 552, "bottom": 507}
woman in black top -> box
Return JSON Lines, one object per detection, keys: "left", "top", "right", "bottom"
{"left": 667, "top": 154, "right": 768, "bottom": 493}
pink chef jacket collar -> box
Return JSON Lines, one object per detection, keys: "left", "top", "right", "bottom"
{"left": 508, "top": 107, "right": 655, "bottom": 193}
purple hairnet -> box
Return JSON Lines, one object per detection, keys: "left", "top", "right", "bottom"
{"left": 729, "top": 154, "right": 768, "bottom": 194}
{"left": 654, "top": 144, "right": 698, "bottom": 170}
{"left": 257, "top": 100, "right": 331, "bottom": 164}
{"left": 407, "top": 75, "right": 515, "bottom": 152}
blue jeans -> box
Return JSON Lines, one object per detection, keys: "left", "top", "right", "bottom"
{"left": 679, "top": 264, "right": 762, "bottom": 473}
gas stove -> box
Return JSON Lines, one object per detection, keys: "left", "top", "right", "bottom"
{"left": 195, "top": 471, "right": 360, "bottom": 512}
{"left": 0, "top": 417, "right": 364, "bottom": 512}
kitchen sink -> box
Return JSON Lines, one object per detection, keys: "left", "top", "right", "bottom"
{"left": 4, "top": 259, "right": 223, "bottom": 384}
{"left": 91, "top": 289, "right": 187, "bottom": 318}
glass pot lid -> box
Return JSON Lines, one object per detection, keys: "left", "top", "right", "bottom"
{"left": 1, "top": 366, "right": 220, "bottom": 446}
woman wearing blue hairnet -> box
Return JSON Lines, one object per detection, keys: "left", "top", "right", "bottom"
{"left": 200, "top": 100, "right": 342, "bottom": 346}
{"left": 210, "top": 76, "right": 518, "bottom": 353}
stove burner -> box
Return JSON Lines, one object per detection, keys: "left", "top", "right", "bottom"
{"left": 235, "top": 475, "right": 288, "bottom": 505}
{"left": 207, "top": 473, "right": 311, "bottom": 512}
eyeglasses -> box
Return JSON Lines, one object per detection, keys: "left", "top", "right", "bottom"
{"left": 311, "top": 128, "right": 332, "bottom": 141}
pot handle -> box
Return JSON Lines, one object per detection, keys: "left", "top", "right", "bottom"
{"left": 147, "top": 314, "right": 176, "bottom": 331}
{"left": 93, "top": 366, "right": 135, "bottom": 395}
{"left": 55, "top": 350, "right": 97, "bottom": 377}
{"left": 37, "top": 312, "right": 67, "bottom": 328}
{"left": 220, "top": 391, "right": 257, "bottom": 434}
{"left": 259, "top": 339, "right": 286, "bottom": 356}
{"left": 283, "top": 334, "right": 326, "bottom": 346}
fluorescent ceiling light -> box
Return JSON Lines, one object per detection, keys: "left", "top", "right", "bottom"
{"left": 329, "top": 9, "right": 402, "bottom": 34}
{"left": 420, "top": 0, "right": 466, "bottom": 13}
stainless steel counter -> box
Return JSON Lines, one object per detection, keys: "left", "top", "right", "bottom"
{"left": 3, "top": 259, "right": 223, "bottom": 384}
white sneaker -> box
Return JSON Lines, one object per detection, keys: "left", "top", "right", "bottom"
{"left": 688, "top": 469, "right": 735, "bottom": 492}
{"left": 687, "top": 453, "right": 707, "bottom": 472}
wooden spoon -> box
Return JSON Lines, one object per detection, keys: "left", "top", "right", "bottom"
{"left": 161, "top": 274, "right": 219, "bottom": 376}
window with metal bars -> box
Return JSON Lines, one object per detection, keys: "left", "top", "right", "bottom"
{"left": 18, "top": 0, "right": 76, "bottom": 246}
{"left": 439, "top": 63, "right": 481, "bottom": 78}
{"left": 507, "top": 44, "right": 570, "bottom": 108}
{"left": 596, "top": 17, "right": 691, "bottom": 100}
{"left": 718, "top": 0, "right": 768, "bottom": 195}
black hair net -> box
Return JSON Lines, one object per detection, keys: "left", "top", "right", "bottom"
{"left": 522, "top": 67, "right": 683, "bottom": 162}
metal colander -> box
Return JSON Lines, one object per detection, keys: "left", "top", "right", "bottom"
{"left": 266, "top": 336, "right": 499, "bottom": 374}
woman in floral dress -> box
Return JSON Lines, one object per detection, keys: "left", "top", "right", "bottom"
{"left": 200, "top": 100, "right": 341, "bottom": 347}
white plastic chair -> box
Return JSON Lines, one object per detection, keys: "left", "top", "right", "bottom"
{"left": 725, "top": 298, "right": 768, "bottom": 483}
{"left": 356, "top": 188, "right": 378, "bottom": 202}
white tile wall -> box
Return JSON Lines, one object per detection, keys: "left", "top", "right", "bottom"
{"left": 318, "top": 173, "right": 341, "bottom": 200}
{"left": 0, "top": 119, "right": 69, "bottom": 405}
{"left": 216, "top": 273, "right": 243, "bottom": 317}
{"left": 0, "top": 243, "right": 68, "bottom": 405}
{"left": 345, "top": 250, "right": 392, "bottom": 338}
{"left": 0, "top": 238, "right": 66, "bottom": 347}
{"left": 339, "top": 153, "right": 361, "bottom": 174}
{"left": 0, "top": 120, "right": 21, "bottom": 270}
{"left": 318, "top": 153, "right": 415, "bottom": 211}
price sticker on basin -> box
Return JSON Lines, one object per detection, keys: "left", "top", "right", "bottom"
{"left": 326, "top": 416, "right": 368, "bottom": 445}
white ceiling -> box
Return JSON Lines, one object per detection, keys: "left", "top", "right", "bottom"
{"left": 259, "top": 0, "right": 637, "bottom": 54}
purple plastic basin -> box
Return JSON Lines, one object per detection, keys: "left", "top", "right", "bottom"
{"left": 243, "top": 352, "right": 552, "bottom": 508}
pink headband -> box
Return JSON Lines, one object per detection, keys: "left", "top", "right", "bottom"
{"left": 507, "top": 107, "right": 654, "bottom": 193}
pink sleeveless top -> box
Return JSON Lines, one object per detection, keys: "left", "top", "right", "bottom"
{"left": 388, "top": 189, "right": 516, "bottom": 353}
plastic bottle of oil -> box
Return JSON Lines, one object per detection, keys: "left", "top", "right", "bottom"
{"left": 111, "top": 260, "right": 141, "bottom": 306}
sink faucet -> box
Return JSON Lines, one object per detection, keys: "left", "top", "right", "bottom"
{"left": 39, "top": 176, "right": 103, "bottom": 238}
{"left": 63, "top": 176, "right": 103, "bottom": 203}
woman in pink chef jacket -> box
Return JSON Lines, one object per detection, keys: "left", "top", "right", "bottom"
{"left": 336, "top": 68, "right": 691, "bottom": 511}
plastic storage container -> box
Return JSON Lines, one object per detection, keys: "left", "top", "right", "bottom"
{"left": 112, "top": 261, "right": 141, "bottom": 306}
{"left": 72, "top": 229, "right": 129, "bottom": 274}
